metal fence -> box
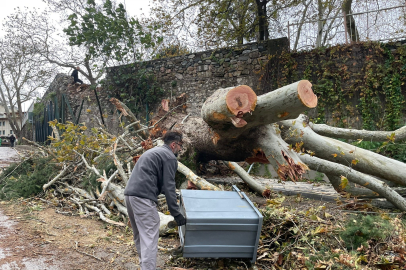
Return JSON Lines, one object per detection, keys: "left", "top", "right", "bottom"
{"left": 287, "top": 4, "right": 406, "bottom": 51}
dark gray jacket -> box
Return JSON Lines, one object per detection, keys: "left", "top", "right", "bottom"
{"left": 124, "top": 144, "right": 181, "bottom": 217}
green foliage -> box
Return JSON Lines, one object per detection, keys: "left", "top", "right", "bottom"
{"left": 261, "top": 42, "right": 406, "bottom": 129}
{"left": 33, "top": 102, "right": 45, "bottom": 117}
{"left": 49, "top": 120, "right": 114, "bottom": 163}
{"left": 0, "top": 157, "right": 57, "bottom": 200}
{"left": 103, "top": 64, "right": 165, "bottom": 116}
{"left": 340, "top": 214, "right": 393, "bottom": 250}
{"left": 64, "top": 0, "right": 162, "bottom": 62}
{"left": 154, "top": 44, "right": 191, "bottom": 59}
{"left": 353, "top": 140, "right": 406, "bottom": 163}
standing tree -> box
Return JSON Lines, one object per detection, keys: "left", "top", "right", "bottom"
{"left": 8, "top": 0, "right": 161, "bottom": 86}
{"left": 149, "top": 0, "right": 297, "bottom": 49}
{"left": 342, "top": 0, "right": 359, "bottom": 42}
{"left": 0, "top": 13, "right": 54, "bottom": 139}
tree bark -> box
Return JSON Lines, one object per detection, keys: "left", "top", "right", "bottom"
{"left": 325, "top": 173, "right": 406, "bottom": 199}
{"left": 223, "top": 161, "right": 271, "bottom": 197}
{"left": 177, "top": 161, "right": 221, "bottom": 191}
{"left": 342, "top": 0, "right": 359, "bottom": 42}
{"left": 152, "top": 81, "right": 317, "bottom": 181}
{"left": 310, "top": 122, "right": 406, "bottom": 142}
{"left": 301, "top": 155, "right": 406, "bottom": 211}
{"left": 255, "top": 0, "right": 269, "bottom": 41}
{"left": 281, "top": 115, "right": 406, "bottom": 186}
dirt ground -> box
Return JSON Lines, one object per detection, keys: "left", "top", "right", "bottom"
{"left": 0, "top": 192, "right": 342, "bottom": 270}
{"left": 0, "top": 199, "right": 179, "bottom": 270}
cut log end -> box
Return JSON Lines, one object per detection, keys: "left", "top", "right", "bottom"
{"left": 297, "top": 80, "right": 317, "bottom": 108}
{"left": 226, "top": 85, "right": 257, "bottom": 116}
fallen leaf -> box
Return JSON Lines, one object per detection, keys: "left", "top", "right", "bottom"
{"left": 340, "top": 176, "right": 348, "bottom": 189}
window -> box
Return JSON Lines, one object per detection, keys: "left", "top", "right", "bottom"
{"left": 10, "top": 130, "right": 13, "bottom": 134}
{"left": 2, "top": 121, "right": 4, "bottom": 126}
{"left": 0, "top": 122, "right": 2, "bottom": 126}
{"left": 2, "top": 130, "right": 4, "bottom": 135}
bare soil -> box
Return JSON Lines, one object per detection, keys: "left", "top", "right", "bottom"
{"left": 0, "top": 200, "right": 178, "bottom": 270}
{"left": 0, "top": 192, "right": 343, "bottom": 270}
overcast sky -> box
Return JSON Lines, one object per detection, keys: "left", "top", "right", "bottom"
{"left": 0, "top": 0, "right": 151, "bottom": 27}
{"left": 0, "top": 0, "right": 151, "bottom": 110}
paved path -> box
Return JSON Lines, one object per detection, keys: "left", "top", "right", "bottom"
{"left": 0, "top": 147, "right": 20, "bottom": 169}
{"left": 207, "top": 176, "right": 340, "bottom": 201}
{"left": 0, "top": 208, "right": 59, "bottom": 270}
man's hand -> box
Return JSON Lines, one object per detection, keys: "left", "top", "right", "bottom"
{"left": 174, "top": 214, "right": 186, "bottom": 226}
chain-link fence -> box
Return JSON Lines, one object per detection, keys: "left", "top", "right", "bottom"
{"left": 288, "top": 4, "right": 406, "bottom": 51}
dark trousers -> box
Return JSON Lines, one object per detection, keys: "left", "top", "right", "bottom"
{"left": 73, "top": 78, "right": 83, "bottom": 84}
{"left": 10, "top": 141, "right": 14, "bottom": 147}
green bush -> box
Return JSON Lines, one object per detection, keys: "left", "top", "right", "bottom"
{"left": 0, "top": 157, "right": 58, "bottom": 200}
{"left": 352, "top": 140, "right": 406, "bottom": 163}
{"left": 340, "top": 214, "right": 393, "bottom": 250}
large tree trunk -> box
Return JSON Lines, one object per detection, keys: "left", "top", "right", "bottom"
{"left": 154, "top": 81, "right": 317, "bottom": 181}
{"left": 154, "top": 84, "right": 406, "bottom": 209}
{"left": 255, "top": 0, "right": 269, "bottom": 41}
{"left": 342, "top": 0, "right": 359, "bottom": 43}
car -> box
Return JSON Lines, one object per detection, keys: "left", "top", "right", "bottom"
{"left": 0, "top": 136, "right": 10, "bottom": 146}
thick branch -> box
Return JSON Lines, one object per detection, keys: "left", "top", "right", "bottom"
{"left": 281, "top": 115, "right": 406, "bottom": 186}
{"left": 109, "top": 98, "right": 148, "bottom": 139}
{"left": 301, "top": 154, "right": 406, "bottom": 211}
{"left": 310, "top": 123, "right": 406, "bottom": 142}
{"left": 202, "top": 80, "right": 317, "bottom": 139}
{"left": 43, "top": 163, "right": 69, "bottom": 190}
{"left": 177, "top": 161, "right": 220, "bottom": 191}
{"left": 223, "top": 161, "right": 270, "bottom": 197}
{"left": 256, "top": 124, "right": 308, "bottom": 181}
{"left": 113, "top": 142, "right": 129, "bottom": 185}
{"left": 98, "top": 170, "right": 119, "bottom": 200}
{"left": 325, "top": 173, "right": 406, "bottom": 198}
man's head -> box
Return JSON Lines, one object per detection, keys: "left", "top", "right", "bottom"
{"left": 163, "top": 131, "right": 183, "bottom": 156}
{"left": 76, "top": 66, "right": 80, "bottom": 70}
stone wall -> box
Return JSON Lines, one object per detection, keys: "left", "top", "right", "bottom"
{"left": 30, "top": 74, "right": 123, "bottom": 140}
{"left": 106, "top": 40, "right": 406, "bottom": 130}
{"left": 37, "top": 39, "right": 406, "bottom": 140}
{"left": 107, "top": 38, "right": 289, "bottom": 117}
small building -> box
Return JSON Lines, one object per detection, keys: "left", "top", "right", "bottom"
{"left": 0, "top": 104, "right": 24, "bottom": 145}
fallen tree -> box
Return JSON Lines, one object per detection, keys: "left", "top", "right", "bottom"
{"left": 4, "top": 78, "right": 406, "bottom": 231}
{"left": 149, "top": 81, "right": 406, "bottom": 211}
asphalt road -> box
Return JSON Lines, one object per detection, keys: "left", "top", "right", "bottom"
{"left": 0, "top": 147, "right": 20, "bottom": 169}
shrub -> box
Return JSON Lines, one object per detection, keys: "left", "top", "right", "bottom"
{"left": 340, "top": 214, "right": 393, "bottom": 250}
{"left": 0, "top": 157, "right": 57, "bottom": 200}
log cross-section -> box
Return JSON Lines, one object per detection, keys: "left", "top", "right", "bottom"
{"left": 201, "top": 85, "right": 257, "bottom": 130}
{"left": 201, "top": 80, "right": 317, "bottom": 139}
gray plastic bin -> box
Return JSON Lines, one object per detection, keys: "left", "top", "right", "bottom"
{"left": 179, "top": 185, "right": 263, "bottom": 263}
